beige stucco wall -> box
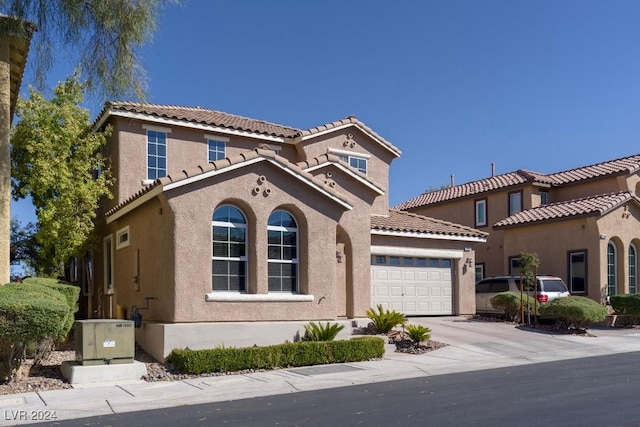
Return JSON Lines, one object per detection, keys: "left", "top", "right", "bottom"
{"left": 295, "top": 127, "right": 396, "bottom": 215}
{"left": 552, "top": 175, "right": 629, "bottom": 203}
{"left": 113, "top": 160, "right": 360, "bottom": 323}
{"left": 99, "top": 197, "right": 176, "bottom": 321}
{"left": 501, "top": 202, "right": 640, "bottom": 302}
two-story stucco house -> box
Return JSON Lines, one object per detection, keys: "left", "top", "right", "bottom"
{"left": 397, "top": 154, "right": 640, "bottom": 305}
{"left": 87, "top": 103, "right": 487, "bottom": 360}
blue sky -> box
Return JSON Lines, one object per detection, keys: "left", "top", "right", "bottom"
{"left": 11, "top": 0, "right": 640, "bottom": 223}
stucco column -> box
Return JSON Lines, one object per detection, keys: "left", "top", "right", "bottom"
{"left": 0, "top": 39, "right": 10, "bottom": 284}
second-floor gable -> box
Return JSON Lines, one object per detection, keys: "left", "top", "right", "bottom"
{"left": 95, "top": 102, "right": 401, "bottom": 210}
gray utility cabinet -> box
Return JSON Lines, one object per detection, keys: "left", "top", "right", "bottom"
{"left": 75, "top": 319, "right": 135, "bottom": 365}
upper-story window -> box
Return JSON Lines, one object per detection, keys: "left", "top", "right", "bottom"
{"left": 508, "top": 191, "right": 522, "bottom": 216}
{"left": 540, "top": 190, "right": 549, "bottom": 206}
{"left": 207, "top": 138, "right": 226, "bottom": 162}
{"left": 475, "top": 198, "right": 487, "bottom": 227}
{"left": 147, "top": 130, "right": 167, "bottom": 180}
{"left": 337, "top": 154, "right": 368, "bottom": 174}
{"left": 329, "top": 148, "right": 370, "bottom": 175}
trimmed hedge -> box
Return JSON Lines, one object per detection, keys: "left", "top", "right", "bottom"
{"left": 21, "top": 278, "right": 80, "bottom": 340}
{"left": 610, "top": 294, "right": 640, "bottom": 317}
{"left": 490, "top": 291, "right": 536, "bottom": 322}
{"left": 168, "top": 336, "right": 385, "bottom": 375}
{"left": 0, "top": 278, "right": 80, "bottom": 381}
{"left": 538, "top": 296, "right": 607, "bottom": 329}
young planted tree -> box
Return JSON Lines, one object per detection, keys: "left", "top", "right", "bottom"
{"left": 519, "top": 252, "right": 540, "bottom": 324}
{"left": 11, "top": 76, "right": 113, "bottom": 274}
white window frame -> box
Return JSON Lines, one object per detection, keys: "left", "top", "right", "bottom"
{"left": 328, "top": 148, "right": 370, "bottom": 175}
{"left": 475, "top": 199, "right": 487, "bottom": 227}
{"left": 607, "top": 243, "right": 617, "bottom": 296}
{"left": 103, "top": 235, "right": 114, "bottom": 295}
{"left": 267, "top": 210, "right": 299, "bottom": 293}
{"left": 205, "top": 134, "right": 229, "bottom": 163}
{"left": 116, "top": 226, "right": 130, "bottom": 250}
{"left": 212, "top": 205, "right": 248, "bottom": 292}
{"left": 508, "top": 191, "right": 522, "bottom": 216}
{"left": 145, "top": 129, "right": 169, "bottom": 182}
{"left": 630, "top": 244, "right": 637, "bottom": 294}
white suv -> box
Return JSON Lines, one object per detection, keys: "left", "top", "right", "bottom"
{"left": 476, "top": 275, "right": 571, "bottom": 314}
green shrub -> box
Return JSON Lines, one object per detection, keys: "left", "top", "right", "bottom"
{"left": 405, "top": 324, "right": 431, "bottom": 347}
{"left": 0, "top": 282, "right": 71, "bottom": 381}
{"left": 538, "top": 296, "right": 607, "bottom": 330}
{"left": 610, "top": 294, "right": 640, "bottom": 317}
{"left": 490, "top": 291, "right": 537, "bottom": 322}
{"left": 167, "top": 336, "right": 385, "bottom": 374}
{"left": 22, "top": 277, "right": 80, "bottom": 341}
{"left": 366, "top": 304, "right": 406, "bottom": 334}
{"left": 302, "top": 322, "right": 345, "bottom": 341}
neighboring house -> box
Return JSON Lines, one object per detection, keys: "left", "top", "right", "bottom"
{"left": 397, "top": 154, "right": 640, "bottom": 305}
{"left": 85, "top": 103, "right": 487, "bottom": 361}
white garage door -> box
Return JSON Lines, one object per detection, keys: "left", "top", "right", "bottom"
{"left": 371, "top": 256, "right": 453, "bottom": 315}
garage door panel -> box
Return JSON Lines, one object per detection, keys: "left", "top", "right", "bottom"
{"left": 371, "top": 264, "right": 453, "bottom": 316}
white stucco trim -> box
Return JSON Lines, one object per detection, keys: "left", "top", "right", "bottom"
{"left": 370, "top": 245, "right": 464, "bottom": 259}
{"left": 142, "top": 123, "right": 172, "bottom": 133}
{"left": 328, "top": 148, "right": 372, "bottom": 159}
{"left": 97, "top": 110, "right": 286, "bottom": 143}
{"left": 371, "top": 229, "right": 487, "bottom": 243}
{"left": 303, "top": 162, "right": 384, "bottom": 195}
{"left": 163, "top": 157, "right": 353, "bottom": 210}
{"left": 205, "top": 293, "right": 314, "bottom": 302}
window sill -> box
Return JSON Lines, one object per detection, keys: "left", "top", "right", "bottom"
{"left": 205, "top": 293, "right": 314, "bottom": 302}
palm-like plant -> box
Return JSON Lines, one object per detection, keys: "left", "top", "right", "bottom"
{"left": 366, "top": 304, "right": 407, "bottom": 334}
{"left": 405, "top": 324, "right": 431, "bottom": 348}
{"left": 302, "top": 322, "right": 345, "bottom": 341}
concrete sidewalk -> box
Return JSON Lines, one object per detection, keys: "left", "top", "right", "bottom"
{"left": 2, "top": 316, "right": 640, "bottom": 426}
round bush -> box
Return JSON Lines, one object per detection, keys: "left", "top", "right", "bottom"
{"left": 490, "top": 291, "right": 536, "bottom": 322}
{"left": 538, "top": 296, "right": 607, "bottom": 329}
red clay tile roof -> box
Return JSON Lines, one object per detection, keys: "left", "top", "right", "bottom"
{"left": 105, "top": 148, "right": 352, "bottom": 218}
{"left": 494, "top": 191, "right": 640, "bottom": 229}
{"left": 98, "top": 103, "right": 401, "bottom": 156}
{"left": 396, "top": 153, "right": 640, "bottom": 210}
{"left": 395, "top": 170, "right": 544, "bottom": 210}
{"left": 103, "top": 102, "right": 300, "bottom": 138}
{"left": 371, "top": 210, "right": 488, "bottom": 240}
{"left": 298, "top": 115, "right": 401, "bottom": 156}
{"left": 546, "top": 154, "right": 640, "bottom": 184}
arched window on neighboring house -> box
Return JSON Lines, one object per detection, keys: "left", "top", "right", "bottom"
{"left": 607, "top": 243, "right": 617, "bottom": 297}
{"left": 212, "top": 205, "right": 247, "bottom": 292}
{"left": 267, "top": 210, "right": 298, "bottom": 293}
{"left": 630, "top": 244, "right": 638, "bottom": 294}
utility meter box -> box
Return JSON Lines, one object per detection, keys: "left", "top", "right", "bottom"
{"left": 75, "top": 319, "right": 135, "bottom": 365}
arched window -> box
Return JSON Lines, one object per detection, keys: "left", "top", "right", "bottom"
{"left": 607, "top": 243, "right": 617, "bottom": 296}
{"left": 267, "top": 210, "right": 298, "bottom": 293}
{"left": 630, "top": 244, "right": 638, "bottom": 294}
{"left": 212, "top": 205, "right": 247, "bottom": 291}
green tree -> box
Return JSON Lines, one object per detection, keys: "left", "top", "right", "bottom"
{"left": 518, "top": 251, "right": 540, "bottom": 324}
{"left": 0, "top": 0, "right": 180, "bottom": 99}
{"left": 11, "top": 76, "right": 113, "bottom": 274}
{"left": 9, "top": 218, "right": 38, "bottom": 272}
